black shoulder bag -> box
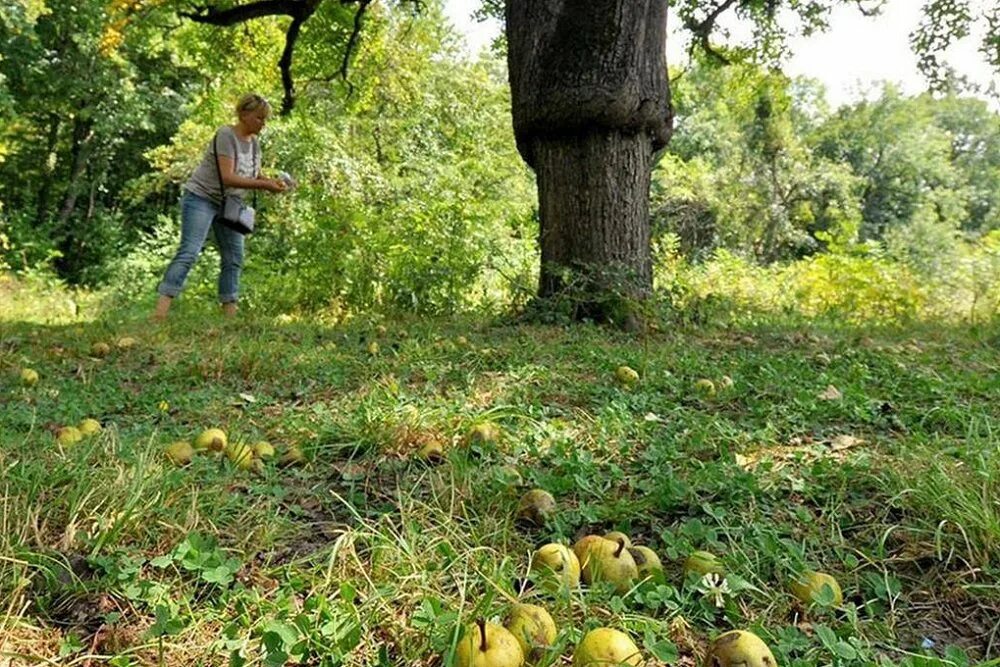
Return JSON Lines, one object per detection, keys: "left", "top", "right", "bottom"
{"left": 212, "top": 132, "right": 258, "bottom": 235}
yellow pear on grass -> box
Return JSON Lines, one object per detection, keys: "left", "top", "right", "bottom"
{"left": 56, "top": 426, "right": 84, "bottom": 446}
{"left": 694, "top": 379, "right": 716, "bottom": 397}
{"left": 615, "top": 365, "right": 640, "bottom": 387}
{"left": 115, "top": 336, "right": 137, "bottom": 350}
{"left": 367, "top": 341, "right": 380, "bottom": 355}
{"left": 194, "top": 428, "right": 227, "bottom": 452}
{"left": 279, "top": 445, "right": 306, "bottom": 467}
{"left": 225, "top": 442, "right": 254, "bottom": 469}
{"left": 790, "top": 570, "right": 843, "bottom": 607}
{"left": 506, "top": 603, "right": 557, "bottom": 662}
{"left": 684, "top": 550, "right": 724, "bottom": 578}
{"left": 467, "top": 422, "right": 502, "bottom": 446}
{"left": 456, "top": 619, "right": 524, "bottom": 667}
{"left": 719, "top": 375, "right": 735, "bottom": 390}
{"left": 20, "top": 368, "right": 39, "bottom": 386}
{"left": 604, "top": 531, "right": 632, "bottom": 547}
{"left": 628, "top": 546, "right": 664, "bottom": 579}
{"left": 516, "top": 489, "right": 556, "bottom": 527}
{"left": 417, "top": 440, "right": 445, "bottom": 463}
{"left": 165, "top": 441, "right": 194, "bottom": 466}
{"left": 90, "top": 342, "right": 111, "bottom": 358}
{"left": 574, "top": 536, "right": 638, "bottom": 593}
{"left": 531, "top": 543, "right": 581, "bottom": 591}
{"left": 705, "top": 630, "right": 776, "bottom": 667}
{"left": 78, "top": 418, "right": 102, "bottom": 437}
{"left": 252, "top": 441, "right": 276, "bottom": 460}
{"left": 573, "top": 628, "right": 642, "bottom": 667}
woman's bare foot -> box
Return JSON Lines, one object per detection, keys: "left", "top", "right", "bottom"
{"left": 151, "top": 295, "right": 172, "bottom": 321}
{"left": 221, "top": 302, "right": 238, "bottom": 318}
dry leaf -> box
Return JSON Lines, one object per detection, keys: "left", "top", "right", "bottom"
{"left": 830, "top": 434, "right": 863, "bottom": 450}
{"left": 818, "top": 385, "right": 842, "bottom": 401}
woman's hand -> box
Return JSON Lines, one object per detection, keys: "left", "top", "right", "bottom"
{"left": 258, "top": 178, "right": 288, "bottom": 193}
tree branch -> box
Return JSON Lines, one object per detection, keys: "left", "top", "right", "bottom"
{"left": 180, "top": 0, "right": 301, "bottom": 26}
{"left": 683, "top": 0, "right": 739, "bottom": 65}
{"left": 337, "top": 0, "right": 373, "bottom": 94}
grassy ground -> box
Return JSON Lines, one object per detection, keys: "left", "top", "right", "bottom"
{"left": 1, "top": 286, "right": 999, "bottom": 667}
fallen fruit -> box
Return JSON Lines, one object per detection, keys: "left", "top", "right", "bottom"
{"left": 603, "top": 531, "right": 632, "bottom": 547}
{"left": 684, "top": 550, "right": 724, "bottom": 578}
{"left": 20, "top": 368, "right": 39, "bottom": 386}
{"left": 705, "top": 630, "right": 776, "bottom": 667}
{"left": 615, "top": 365, "right": 639, "bottom": 386}
{"left": 719, "top": 375, "right": 734, "bottom": 390}
{"left": 279, "top": 445, "right": 306, "bottom": 467}
{"left": 56, "top": 426, "right": 83, "bottom": 446}
{"left": 455, "top": 619, "right": 524, "bottom": 667}
{"left": 467, "top": 422, "right": 501, "bottom": 446}
{"left": 194, "top": 428, "right": 227, "bottom": 452}
{"left": 367, "top": 341, "right": 380, "bottom": 355}
{"left": 628, "top": 545, "right": 664, "bottom": 579}
{"left": 78, "top": 418, "right": 102, "bottom": 437}
{"left": 251, "top": 441, "right": 276, "bottom": 459}
{"left": 418, "top": 440, "right": 445, "bottom": 463}
{"left": 530, "top": 543, "right": 581, "bottom": 591}
{"left": 225, "top": 441, "right": 254, "bottom": 469}
{"left": 516, "top": 489, "right": 556, "bottom": 527}
{"left": 573, "top": 627, "right": 642, "bottom": 667}
{"left": 505, "top": 603, "right": 557, "bottom": 662}
{"left": 116, "top": 336, "right": 137, "bottom": 350}
{"left": 790, "top": 570, "right": 843, "bottom": 607}
{"left": 165, "top": 441, "right": 194, "bottom": 466}
{"left": 694, "top": 378, "right": 716, "bottom": 397}
{"left": 574, "top": 536, "right": 637, "bottom": 593}
{"left": 90, "top": 342, "right": 111, "bottom": 357}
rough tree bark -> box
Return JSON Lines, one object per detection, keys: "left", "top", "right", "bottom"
{"left": 505, "top": 0, "right": 672, "bottom": 323}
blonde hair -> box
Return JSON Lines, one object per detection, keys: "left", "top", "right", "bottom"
{"left": 235, "top": 93, "right": 271, "bottom": 118}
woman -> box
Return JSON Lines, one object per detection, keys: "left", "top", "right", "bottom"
{"left": 152, "top": 93, "right": 287, "bottom": 320}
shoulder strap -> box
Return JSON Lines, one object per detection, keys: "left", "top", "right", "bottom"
{"left": 252, "top": 137, "right": 258, "bottom": 208}
{"left": 212, "top": 131, "right": 227, "bottom": 201}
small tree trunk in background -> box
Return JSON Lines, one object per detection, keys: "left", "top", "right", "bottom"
{"left": 34, "top": 115, "right": 62, "bottom": 226}
{"left": 505, "top": 0, "right": 672, "bottom": 323}
{"left": 55, "top": 116, "right": 95, "bottom": 281}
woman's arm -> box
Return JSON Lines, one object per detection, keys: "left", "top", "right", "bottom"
{"left": 217, "top": 155, "right": 286, "bottom": 193}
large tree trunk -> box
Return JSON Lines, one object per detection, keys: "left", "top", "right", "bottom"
{"left": 505, "top": 0, "right": 672, "bottom": 323}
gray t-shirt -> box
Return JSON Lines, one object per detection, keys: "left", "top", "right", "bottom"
{"left": 184, "top": 125, "right": 260, "bottom": 203}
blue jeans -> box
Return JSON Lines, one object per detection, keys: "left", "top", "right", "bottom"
{"left": 157, "top": 191, "right": 245, "bottom": 303}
